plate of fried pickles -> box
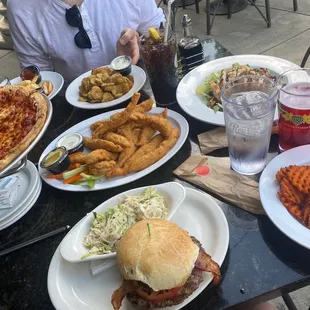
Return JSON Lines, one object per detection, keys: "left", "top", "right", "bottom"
{"left": 38, "top": 93, "right": 189, "bottom": 191}
{"left": 65, "top": 65, "right": 146, "bottom": 109}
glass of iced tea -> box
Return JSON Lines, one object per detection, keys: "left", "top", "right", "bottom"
{"left": 139, "top": 28, "right": 178, "bottom": 106}
{"left": 277, "top": 68, "right": 310, "bottom": 152}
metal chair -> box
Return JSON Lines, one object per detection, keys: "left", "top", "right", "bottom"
{"left": 206, "top": 0, "right": 298, "bottom": 35}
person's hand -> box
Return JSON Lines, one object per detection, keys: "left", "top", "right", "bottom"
{"left": 117, "top": 28, "right": 140, "bottom": 65}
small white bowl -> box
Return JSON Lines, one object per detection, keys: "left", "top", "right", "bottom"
{"left": 60, "top": 182, "right": 186, "bottom": 263}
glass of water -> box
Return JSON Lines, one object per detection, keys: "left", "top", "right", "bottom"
{"left": 221, "top": 75, "right": 278, "bottom": 175}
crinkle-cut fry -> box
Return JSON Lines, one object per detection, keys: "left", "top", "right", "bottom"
{"left": 126, "top": 128, "right": 180, "bottom": 173}
{"left": 279, "top": 178, "right": 305, "bottom": 204}
{"left": 123, "top": 134, "right": 164, "bottom": 172}
{"left": 83, "top": 136, "right": 123, "bottom": 152}
{"left": 88, "top": 160, "right": 116, "bottom": 176}
{"left": 117, "top": 145, "right": 137, "bottom": 168}
{"left": 130, "top": 112, "right": 173, "bottom": 137}
{"left": 276, "top": 166, "right": 292, "bottom": 183}
{"left": 287, "top": 165, "right": 310, "bottom": 194}
{"left": 133, "top": 98, "right": 154, "bottom": 114}
{"left": 90, "top": 92, "right": 140, "bottom": 133}
{"left": 103, "top": 132, "right": 131, "bottom": 148}
{"left": 136, "top": 108, "right": 168, "bottom": 146}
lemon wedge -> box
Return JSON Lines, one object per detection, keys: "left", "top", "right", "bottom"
{"left": 148, "top": 27, "right": 160, "bottom": 40}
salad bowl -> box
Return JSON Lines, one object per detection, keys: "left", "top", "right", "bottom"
{"left": 60, "top": 182, "right": 186, "bottom": 263}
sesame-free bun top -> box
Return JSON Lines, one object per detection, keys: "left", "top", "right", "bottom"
{"left": 116, "top": 218, "right": 200, "bottom": 291}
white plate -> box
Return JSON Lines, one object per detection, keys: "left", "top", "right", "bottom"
{"left": 10, "top": 71, "right": 64, "bottom": 100}
{"left": 39, "top": 108, "right": 189, "bottom": 192}
{"left": 177, "top": 55, "right": 301, "bottom": 126}
{"left": 0, "top": 161, "right": 39, "bottom": 222}
{"left": 60, "top": 182, "right": 186, "bottom": 263}
{"left": 0, "top": 177, "right": 42, "bottom": 231}
{"left": 65, "top": 65, "right": 146, "bottom": 110}
{"left": 260, "top": 145, "right": 310, "bottom": 249}
{"left": 48, "top": 187, "right": 229, "bottom": 310}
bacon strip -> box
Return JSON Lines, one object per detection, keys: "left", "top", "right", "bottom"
{"left": 195, "top": 249, "right": 221, "bottom": 285}
{"left": 111, "top": 281, "right": 137, "bottom": 310}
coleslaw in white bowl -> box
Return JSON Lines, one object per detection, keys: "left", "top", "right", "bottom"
{"left": 60, "top": 182, "right": 186, "bottom": 263}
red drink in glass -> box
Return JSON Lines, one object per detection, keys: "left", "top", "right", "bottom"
{"left": 278, "top": 82, "right": 310, "bottom": 151}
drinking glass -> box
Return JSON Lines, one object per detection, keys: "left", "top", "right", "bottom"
{"left": 139, "top": 30, "right": 178, "bottom": 106}
{"left": 0, "top": 76, "right": 10, "bottom": 86}
{"left": 277, "top": 68, "right": 310, "bottom": 152}
{"left": 221, "top": 75, "right": 278, "bottom": 175}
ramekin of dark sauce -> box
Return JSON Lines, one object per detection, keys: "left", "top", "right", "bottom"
{"left": 20, "top": 65, "right": 42, "bottom": 84}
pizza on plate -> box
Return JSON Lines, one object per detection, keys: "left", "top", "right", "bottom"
{"left": 0, "top": 86, "right": 48, "bottom": 171}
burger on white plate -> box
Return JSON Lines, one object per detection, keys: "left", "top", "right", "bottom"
{"left": 111, "top": 218, "right": 221, "bottom": 309}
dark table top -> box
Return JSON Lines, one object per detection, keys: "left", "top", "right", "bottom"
{"left": 1, "top": 39, "right": 310, "bottom": 310}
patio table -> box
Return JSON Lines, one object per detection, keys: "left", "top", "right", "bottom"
{"left": 0, "top": 39, "right": 309, "bottom": 310}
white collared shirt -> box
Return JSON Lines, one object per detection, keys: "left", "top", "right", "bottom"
{"left": 7, "top": 0, "right": 164, "bottom": 84}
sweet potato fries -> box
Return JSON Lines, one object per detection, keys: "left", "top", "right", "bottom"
{"left": 276, "top": 165, "right": 310, "bottom": 229}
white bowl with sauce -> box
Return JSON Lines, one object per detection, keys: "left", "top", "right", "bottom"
{"left": 60, "top": 182, "right": 186, "bottom": 263}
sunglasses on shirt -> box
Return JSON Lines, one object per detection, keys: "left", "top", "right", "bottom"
{"left": 65, "top": 5, "right": 92, "bottom": 49}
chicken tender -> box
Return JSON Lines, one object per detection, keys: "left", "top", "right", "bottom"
{"left": 123, "top": 134, "right": 164, "bottom": 172}
{"left": 91, "top": 93, "right": 140, "bottom": 136}
{"left": 88, "top": 160, "right": 116, "bottom": 176}
{"left": 126, "top": 128, "right": 180, "bottom": 173}
{"left": 130, "top": 112, "right": 173, "bottom": 137}
{"left": 71, "top": 149, "right": 118, "bottom": 165}
{"left": 137, "top": 109, "right": 168, "bottom": 146}
{"left": 83, "top": 136, "right": 123, "bottom": 152}
{"left": 103, "top": 132, "right": 131, "bottom": 148}
{"left": 117, "top": 145, "right": 137, "bottom": 168}
{"left": 133, "top": 98, "right": 154, "bottom": 113}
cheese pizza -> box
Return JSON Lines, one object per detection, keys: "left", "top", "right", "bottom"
{"left": 0, "top": 86, "right": 48, "bottom": 171}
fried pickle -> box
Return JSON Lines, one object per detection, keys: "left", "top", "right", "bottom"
{"left": 79, "top": 66, "right": 134, "bottom": 103}
{"left": 83, "top": 136, "right": 123, "bottom": 152}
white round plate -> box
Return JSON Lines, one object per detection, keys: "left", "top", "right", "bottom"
{"left": 65, "top": 65, "right": 146, "bottom": 110}
{"left": 0, "top": 161, "right": 39, "bottom": 222}
{"left": 39, "top": 108, "right": 189, "bottom": 192}
{"left": 10, "top": 71, "right": 64, "bottom": 99}
{"left": 60, "top": 182, "right": 186, "bottom": 263}
{"left": 48, "top": 186, "right": 229, "bottom": 310}
{"left": 177, "top": 55, "right": 301, "bottom": 126}
{"left": 260, "top": 145, "right": 310, "bottom": 249}
{"left": 0, "top": 177, "right": 42, "bottom": 231}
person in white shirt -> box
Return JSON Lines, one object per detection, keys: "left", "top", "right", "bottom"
{"left": 7, "top": 0, "right": 164, "bottom": 84}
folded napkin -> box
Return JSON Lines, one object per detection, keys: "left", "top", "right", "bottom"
{"left": 90, "top": 258, "right": 116, "bottom": 276}
{"left": 173, "top": 155, "right": 265, "bottom": 215}
{"left": 198, "top": 124, "right": 279, "bottom": 155}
